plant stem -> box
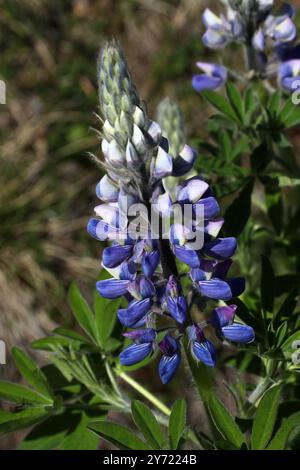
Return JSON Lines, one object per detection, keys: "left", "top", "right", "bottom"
{"left": 105, "top": 361, "right": 122, "bottom": 398}
{"left": 119, "top": 371, "right": 171, "bottom": 416}
{"left": 119, "top": 371, "right": 201, "bottom": 447}
{"left": 182, "top": 336, "right": 214, "bottom": 407}
{"left": 245, "top": 359, "right": 277, "bottom": 414}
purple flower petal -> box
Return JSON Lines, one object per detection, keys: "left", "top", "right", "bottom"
{"left": 203, "top": 29, "right": 228, "bottom": 48}
{"left": 252, "top": 28, "right": 265, "bottom": 51}
{"left": 102, "top": 244, "right": 133, "bottom": 268}
{"left": 172, "top": 145, "right": 197, "bottom": 177}
{"left": 120, "top": 342, "right": 153, "bottom": 366}
{"left": 222, "top": 323, "right": 255, "bottom": 343}
{"left": 158, "top": 354, "right": 180, "bottom": 384}
{"left": 96, "top": 175, "right": 119, "bottom": 202}
{"left": 142, "top": 250, "right": 160, "bottom": 278}
{"left": 193, "top": 197, "right": 220, "bottom": 219}
{"left": 173, "top": 245, "right": 201, "bottom": 268}
{"left": 210, "top": 304, "right": 237, "bottom": 328}
{"left": 202, "top": 8, "right": 223, "bottom": 30}
{"left": 192, "top": 340, "right": 216, "bottom": 367}
{"left": 176, "top": 177, "right": 209, "bottom": 203}
{"left": 192, "top": 74, "right": 224, "bottom": 92}
{"left": 202, "top": 237, "right": 237, "bottom": 259}
{"left": 167, "top": 296, "right": 187, "bottom": 324}
{"left": 198, "top": 278, "right": 232, "bottom": 300}
{"left": 123, "top": 328, "right": 156, "bottom": 343}
{"left": 96, "top": 279, "right": 130, "bottom": 299}
{"left": 117, "top": 298, "right": 152, "bottom": 327}
{"left": 152, "top": 146, "right": 173, "bottom": 179}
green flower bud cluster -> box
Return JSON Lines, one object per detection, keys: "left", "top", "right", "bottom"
{"left": 98, "top": 41, "right": 162, "bottom": 185}
{"left": 156, "top": 98, "right": 186, "bottom": 157}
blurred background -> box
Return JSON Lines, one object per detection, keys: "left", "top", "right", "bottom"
{"left": 2, "top": 0, "right": 300, "bottom": 449}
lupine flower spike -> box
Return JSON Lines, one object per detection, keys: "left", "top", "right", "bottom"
{"left": 88, "top": 41, "right": 254, "bottom": 384}
{"left": 192, "top": 1, "right": 299, "bottom": 94}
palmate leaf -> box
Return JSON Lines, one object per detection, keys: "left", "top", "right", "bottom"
{"left": 251, "top": 385, "right": 281, "bottom": 450}
{"left": 208, "top": 396, "right": 246, "bottom": 449}
{"left": 88, "top": 420, "right": 151, "bottom": 450}
{"left": 11, "top": 347, "right": 54, "bottom": 400}
{"left": 169, "top": 399, "right": 186, "bottom": 450}
{"left": 131, "top": 400, "right": 166, "bottom": 449}
{"left": 202, "top": 90, "right": 240, "bottom": 123}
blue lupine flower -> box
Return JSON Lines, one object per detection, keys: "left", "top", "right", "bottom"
{"left": 120, "top": 328, "right": 156, "bottom": 366}
{"left": 88, "top": 41, "right": 252, "bottom": 385}
{"left": 118, "top": 298, "right": 153, "bottom": 328}
{"left": 188, "top": 325, "right": 216, "bottom": 367}
{"left": 278, "top": 59, "right": 300, "bottom": 91}
{"left": 192, "top": 63, "right": 227, "bottom": 93}
{"left": 211, "top": 305, "right": 255, "bottom": 344}
{"left": 165, "top": 275, "right": 187, "bottom": 324}
{"left": 202, "top": 8, "right": 243, "bottom": 49}
{"left": 190, "top": 261, "right": 245, "bottom": 301}
{"left": 252, "top": 8, "right": 296, "bottom": 51}
{"left": 158, "top": 334, "right": 181, "bottom": 384}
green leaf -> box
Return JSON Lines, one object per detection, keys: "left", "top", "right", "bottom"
{"left": 202, "top": 90, "right": 239, "bottom": 122}
{"left": 261, "top": 255, "right": 274, "bottom": 313}
{"left": 169, "top": 399, "right": 186, "bottom": 450}
{"left": 31, "top": 335, "right": 77, "bottom": 351}
{"left": 226, "top": 82, "right": 244, "bottom": 123}
{"left": 68, "top": 282, "right": 95, "bottom": 341}
{"left": 88, "top": 421, "right": 151, "bottom": 450}
{"left": 223, "top": 178, "right": 254, "bottom": 237}
{"left": 0, "top": 381, "right": 53, "bottom": 405}
{"left": 0, "top": 408, "right": 48, "bottom": 435}
{"left": 279, "top": 97, "right": 295, "bottom": 123}
{"left": 94, "top": 290, "right": 120, "bottom": 349}
{"left": 208, "top": 396, "right": 245, "bottom": 448}
{"left": 244, "top": 87, "right": 258, "bottom": 120}
{"left": 278, "top": 176, "right": 300, "bottom": 187}
{"left": 251, "top": 385, "right": 281, "bottom": 450}
{"left": 267, "top": 412, "right": 300, "bottom": 450}
{"left": 268, "top": 91, "right": 281, "bottom": 117}
{"left": 131, "top": 400, "right": 165, "bottom": 449}
{"left": 265, "top": 186, "right": 283, "bottom": 235}
{"left": 12, "top": 347, "right": 54, "bottom": 400}
{"left": 20, "top": 410, "right": 101, "bottom": 450}
{"left": 59, "top": 412, "right": 99, "bottom": 450}
{"left": 53, "top": 327, "right": 91, "bottom": 344}
{"left": 274, "top": 288, "right": 298, "bottom": 326}
{"left": 281, "top": 330, "right": 300, "bottom": 352}
{"left": 250, "top": 142, "right": 271, "bottom": 172}
{"left": 282, "top": 106, "right": 300, "bottom": 128}
{"left": 275, "top": 322, "right": 288, "bottom": 348}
